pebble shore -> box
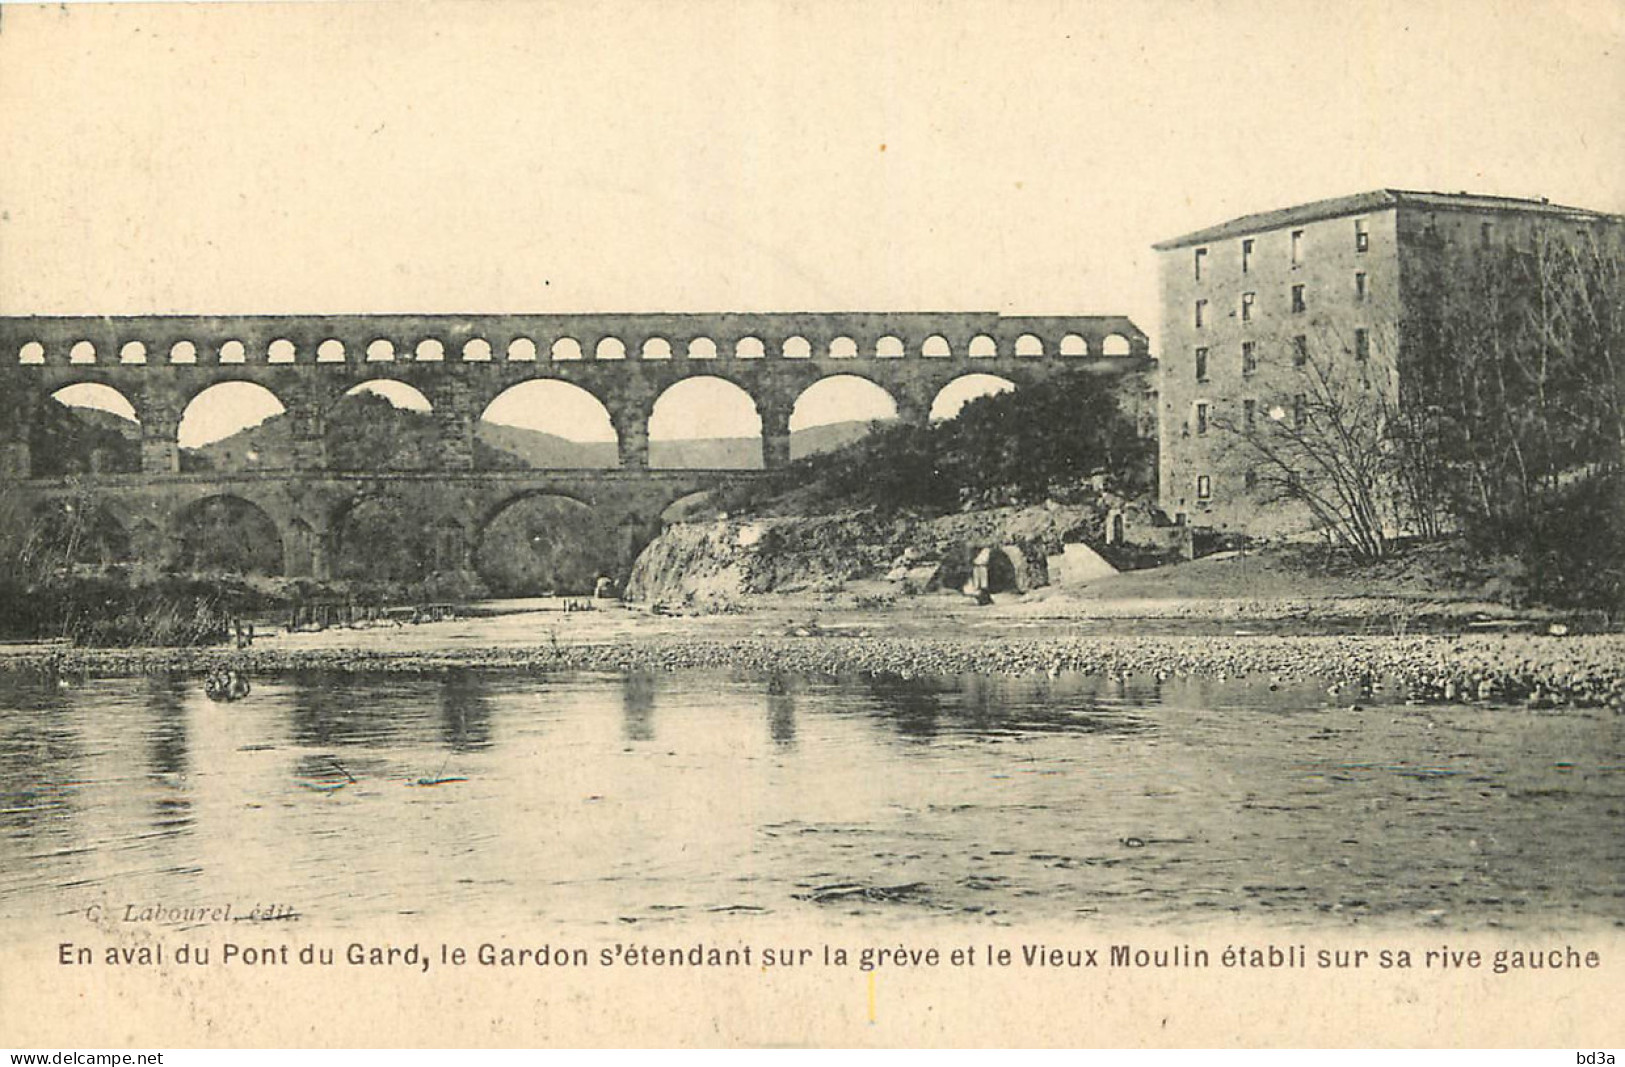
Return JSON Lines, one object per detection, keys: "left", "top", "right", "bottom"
{"left": 4, "top": 632, "right": 1623, "bottom": 709}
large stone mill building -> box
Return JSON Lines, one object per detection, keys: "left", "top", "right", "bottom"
{"left": 1153, "top": 189, "right": 1623, "bottom": 535}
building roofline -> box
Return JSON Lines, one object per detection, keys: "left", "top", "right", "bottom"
{"left": 1152, "top": 189, "right": 1622, "bottom": 251}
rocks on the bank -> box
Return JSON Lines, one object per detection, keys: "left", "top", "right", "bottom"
{"left": 622, "top": 502, "right": 1162, "bottom": 610}
{"left": 5, "top": 633, "right": 1624, "bottom": 710}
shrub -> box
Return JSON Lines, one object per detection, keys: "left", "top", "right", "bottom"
{"left": 711, "top": 377, "right": 1152, "bottom": 518}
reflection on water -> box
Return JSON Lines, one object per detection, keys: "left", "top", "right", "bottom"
{"left": 622, "top": 672, "right": 656, "bottom": 744}
{"left": 766, "top": 675, "right": 796, "bottom": 749}
{"left": 0, "top": 668, "right": 1620, "bottom": 929}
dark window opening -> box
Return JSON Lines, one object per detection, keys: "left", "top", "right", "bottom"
{"left": 1355, "top": 328, "right": 1370, "bottom": 361}
{"left": 1195, "top": 347, "right": 1209, "bottom": 382}
{"left": 1242, "top": 341, "right": 1257, "bottom": 376}
{"left": 1196, "top": 475, "right": 1212, "bottom": 501}
{"left": 1293, "top": 334, "right": 1308, "bottom": 367}
{"left": 1195, "top": 247, "right": 1208, "bottom": 281}
{"left": 1243, "top": 398, "right": 1256, "bottom": 428}
{"left": 1241, "top": 291, "right": 1255, "bottom": 323}
{"left": 1196, "top": 402, "right": 1209, "bottom": 436}
{"left": 1355, "top": 271, "right": 1367, "bottom": 301}
{"left": 1241, "top": 238, "right": 1254, "bottom": 274}
{"left": 1291, "top": 284, "right": 1306, "bottom": 313}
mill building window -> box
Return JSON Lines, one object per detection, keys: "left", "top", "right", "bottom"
{"left": 1292, "top": 334, "right": 1308, "bottom": 367}
{"left": 1243, "top": 398, "right": 1256, "bottom": 428}
{"left": 1195, "top": 247, "right": 1208, "bottom": 281}
{"left": 1241, "top": 238, "right": 1254, "bottom": 274}
{"left": 1355, "top": 218, "right": 1369, "bottom": 253}
{"left": 1355, "top": 328, "right": 1370, "bottom": 362}
{"left": 1241, "top": 341, "right": 1257, "bottom": 377}
{"left": 1196, "top": 475, "right": 1212, "bottom": 501}
{"left": 1241, "top": 292, "right": 1255, "bottom": 323}
{"left": 1195, "top": 347, "right": 1209, "bottom": 382}
{"left": 1291, "top": 284, "right": 1306, "bottom": 313}
{"left": 1355, "top": 271, "right": 1367, "bottom": 301}
{"left": 1195, "top": 299, "right": 1208, "bottom": 328}
{"left": 1196, "top": 402, "right": 1209, "bottom": 436}
{"left": 1291, "top": 229, "right": 1304, "bottom": 266}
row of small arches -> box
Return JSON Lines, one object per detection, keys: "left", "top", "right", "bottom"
{"left": 12, "top": 332, "right": 1134, "bottom": 366}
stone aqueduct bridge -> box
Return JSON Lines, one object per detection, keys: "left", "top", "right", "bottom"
{"left": 0, "top": 312, "right": 1152, "bottom": 581}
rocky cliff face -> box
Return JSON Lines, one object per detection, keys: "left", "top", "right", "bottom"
{"left": 625, "top": 501, "right": 1165, "bottom": 610}
{"left": 624, "top": 515, "right": 889, "bottom": 609}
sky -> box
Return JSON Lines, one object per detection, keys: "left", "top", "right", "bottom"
{"left": 3, "top": 0, "right": 1622, "bottom": 443}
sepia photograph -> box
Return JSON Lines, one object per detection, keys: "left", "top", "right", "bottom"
{"left": 0, "top": 0, "right": 1621, "bottom": 1050}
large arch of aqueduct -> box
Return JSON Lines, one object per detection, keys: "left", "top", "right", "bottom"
{"left": 0, "top": 312, "right": 1153, "bottom": 582}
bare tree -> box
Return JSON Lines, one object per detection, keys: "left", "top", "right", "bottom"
{"left": 1211, "top": 307, "right": 1410, "bottom": 560}
{"left": 1402, "top": 224, "right": 1625, "bottom": 568}
{"left": 1210, "top": 223, "right": 1624, "bottom": 574}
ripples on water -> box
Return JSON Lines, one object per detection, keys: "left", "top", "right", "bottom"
{"left": 0, "top": 669, "right": 1620, "bottom": 929}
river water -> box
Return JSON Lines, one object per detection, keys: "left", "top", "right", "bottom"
{"left": 1, "top": 668, "right": 1621, "bottom": 931}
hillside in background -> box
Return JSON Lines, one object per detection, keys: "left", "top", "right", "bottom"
{"left": 788, "top": 419, "right": 881, "bottom": 460}
{"left": 474, "top": 421, "right": 617, "bottom": 468}
{"left": 183, "top": 413, "right": 294, "bottom": 471}
{"left": 30, "top": 401, "right": 141, "bottom": 476}
{"left": 177, "top": 399, "right": 885, "bottom": 473}
{"left": 481, "top": 417, "right": 884, "bottom": 469}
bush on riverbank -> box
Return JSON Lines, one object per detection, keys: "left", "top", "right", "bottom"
{"left": 1481, "top": 472, "right": 1625, "bottom": 619}
{"left": 0, "top": 567, "right": 491, "bottom": 648}
{"left": 0, "top": 573, "right": 263, "bottom": 647}
{"left": 709, "top": 376, "right": 1154, "bottom": 518}
{"left": 60, "top": 583, "right": 238, "bottom": 647}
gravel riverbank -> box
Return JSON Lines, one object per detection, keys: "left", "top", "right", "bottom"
{"left": 4, "top": 630, "right": 1623, "bottom": 709}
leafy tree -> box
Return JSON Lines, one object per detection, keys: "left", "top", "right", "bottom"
{"left": 326, "top": 391, "right": 443, "bottom": 471}
{"left": 176, "top": 496, "right": 283, "bottom": 575}
{"left": 474, "top": 495, "right": 621, "bottom": 595}
{"left": 938, "top": 377, "right": 1153, "bottom": 507}
{"left": 715, "top": 375, "right": 1152, "bottom": 517}
{"left": 332, "top": 493, "right": 453, "bottom": 583}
